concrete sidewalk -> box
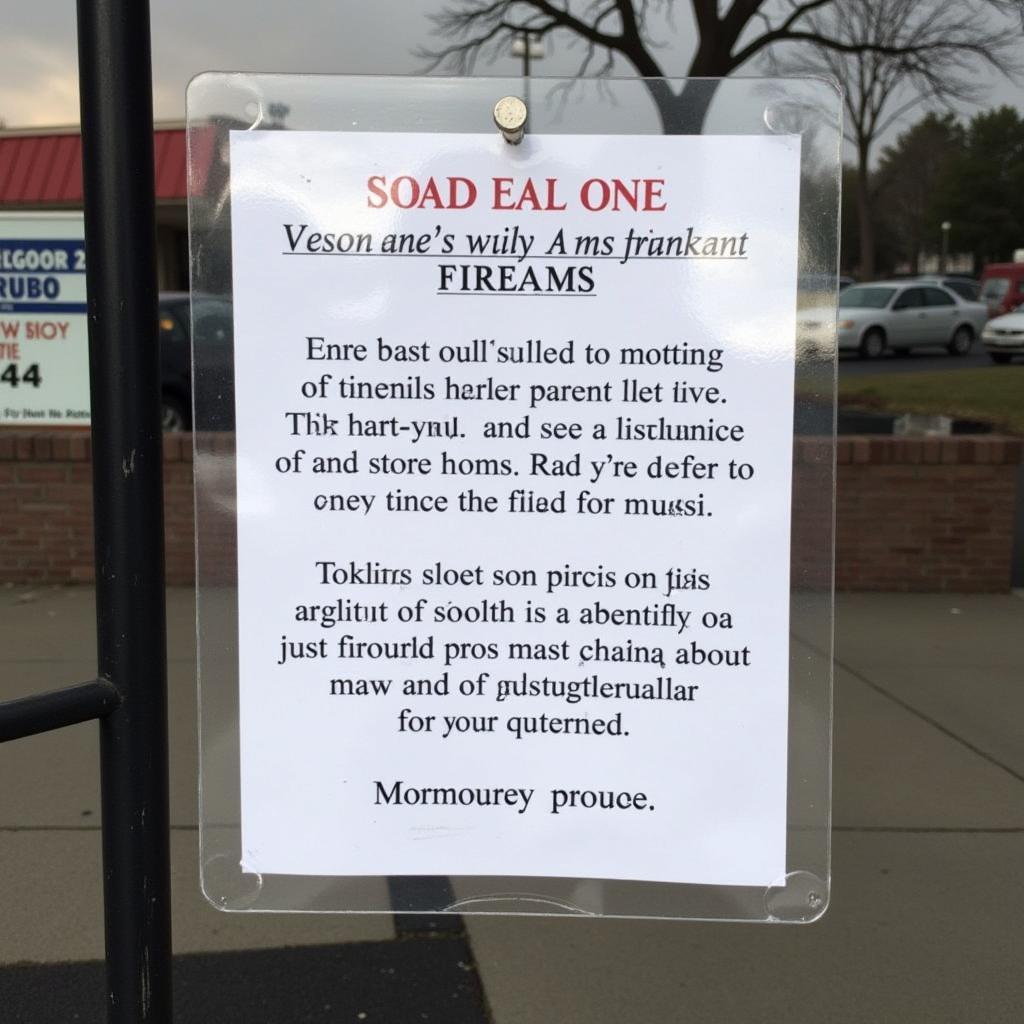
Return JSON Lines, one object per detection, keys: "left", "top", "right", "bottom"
{"left": 2, "top": 587, "right": 1023, "bottom": 1021}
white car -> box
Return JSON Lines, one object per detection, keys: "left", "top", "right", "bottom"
{"left": 837, "top": 281, "right": 989, "bottom": 359}
{"left": 981, "top": 310, "right": 1024, "bottom": 364}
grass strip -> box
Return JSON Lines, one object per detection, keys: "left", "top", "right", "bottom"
{"left": 838, "top": 366, "right": 1024, "bottom": 434}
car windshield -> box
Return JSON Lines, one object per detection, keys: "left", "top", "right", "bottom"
{"left": 981, "top": 277, "right": 1011, "bottom": 299}
{"left": 839, "top": 286, "right": 895, "bottom": 309}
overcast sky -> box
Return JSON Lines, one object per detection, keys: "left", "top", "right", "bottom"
{"left": 2, "top": 0, "right": 1022, "bottom": 152}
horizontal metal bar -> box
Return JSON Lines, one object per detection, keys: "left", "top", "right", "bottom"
{"left": 0, "top": 679, "right": 121, "bottom": 743}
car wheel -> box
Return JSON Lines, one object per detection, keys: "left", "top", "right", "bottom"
{"left": 947, "top": 325, "right": 973, "bottom": 356}
{"left": 161, "top": 394, "right": 189, "bottom": 432}
{"left": 989, "top": 352, "right": 1012, "bottom": 365}
{"left": 859, "top": 329, "right": 885, "bottom": 360}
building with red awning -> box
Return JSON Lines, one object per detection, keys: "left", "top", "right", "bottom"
{"left": 0, "top": 124, "right": 205, "bottom": 290}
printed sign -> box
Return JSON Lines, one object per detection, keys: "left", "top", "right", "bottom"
{"left": 0, "top": 213, "right": 89, "bottom": 426}
{"left": 228, "top": 130, "right": 801, "bottom": 886}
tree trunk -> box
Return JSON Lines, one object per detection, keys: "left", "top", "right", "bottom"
{"left": 642, "top": 78, "right": 722, "bottom": 134}
{"left": 856, "top": 145, "right": 875, "bottom": 279}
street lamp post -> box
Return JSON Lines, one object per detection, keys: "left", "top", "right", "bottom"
{"left": 940, "top": 221, "right": 951, "bottom": 274}
{"left": 512, "top": 31, "right": 545, "bottom": 106}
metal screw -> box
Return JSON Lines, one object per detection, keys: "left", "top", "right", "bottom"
{"left": 494, "top": 96, "right": 528, "bottom": 144}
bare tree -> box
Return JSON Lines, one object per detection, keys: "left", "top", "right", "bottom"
{"left": 419, "top": 1, "right": 1020, "bottom": 134}
{"left": 421, "top": 2, "right": 826, "bottom": 131}
{"left": 768, "top": 0, "right": 1024, "bottom": 277}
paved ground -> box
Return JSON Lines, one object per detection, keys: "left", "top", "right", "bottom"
{"left": 2, "top": 586, "right": 1023, "bottom": 1022}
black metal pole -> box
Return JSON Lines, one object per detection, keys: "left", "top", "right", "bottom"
{"left": 75, "top": 2, "right": 173, "bottom": 1021}
{"left": 0, "top": 679, "right": 119, "bottom": 742}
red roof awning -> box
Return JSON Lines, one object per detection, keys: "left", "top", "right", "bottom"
{"left": 0, "top": 128, "right": 188, "bottom": 204}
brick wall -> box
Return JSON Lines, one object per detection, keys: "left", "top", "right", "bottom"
{"left": 831, "top": 436, "right": 1021, "bottom": 592}
{"left": 1, "top": 432, "right": 1020, "bottom": 592}
{"left": 0, "top": 432, "right": 199, "bottom": 586}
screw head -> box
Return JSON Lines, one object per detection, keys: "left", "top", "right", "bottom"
{"left": 493, "top": 96, "right": 528, "bottom": 143}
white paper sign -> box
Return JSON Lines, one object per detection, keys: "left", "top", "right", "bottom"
{"left": 228, "top": 130, "right": 800, "bottom": 887}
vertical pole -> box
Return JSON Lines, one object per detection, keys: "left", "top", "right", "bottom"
{"left": 521, "top": 31, "right": 531, "bottom": 113}
{"left": 75, "top": 2, "right": 173, "bottom": 1021}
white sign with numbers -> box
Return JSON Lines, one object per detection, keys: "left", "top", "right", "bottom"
{"left": 0, "top": 212, "right": 89, "bottom": 426}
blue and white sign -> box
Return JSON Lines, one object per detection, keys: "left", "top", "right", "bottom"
{"left": 0, "top": 213, "right": 90, "bottom": 425}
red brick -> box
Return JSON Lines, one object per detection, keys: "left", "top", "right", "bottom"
{"left": 68, "top": 435, "right": 89, "bottom": 460}
{"left": 2, "top": 430, "right": 1022, "bottom": 591}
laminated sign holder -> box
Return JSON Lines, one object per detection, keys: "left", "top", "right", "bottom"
{"left": 189, "top": 73, "right": 839, "bottom": 922}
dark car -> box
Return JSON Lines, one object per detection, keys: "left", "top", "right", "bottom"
{"left": 913, "top": 275, "right": 980, "bottom": 302}
{"left": 158, "top": 293, "right": 192, "bottom": 430}
{"left": 159, "top": 292, "right": 234, "bottom": 431}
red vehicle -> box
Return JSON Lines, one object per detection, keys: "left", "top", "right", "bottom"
{"left": 978, "top": 262, "right": 1024, "bottom": 316}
